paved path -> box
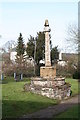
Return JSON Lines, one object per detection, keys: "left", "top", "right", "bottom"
{"left": 22, "top": 94, "right": 79, "bottom": 118}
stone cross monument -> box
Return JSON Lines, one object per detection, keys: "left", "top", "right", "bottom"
{"left": 40, "top": 19, "right": 56, "bottom": 78}
{"left": 24, "top": 19, "right": 71, "bottom": 100}
{"left": 44, "top": 20, "right": 51, "bottom": 67}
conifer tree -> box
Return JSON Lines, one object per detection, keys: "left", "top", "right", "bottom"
{"left": 16, "top": 33, "right": 25, "bottom": 56}
{"left": 51, "top": 46, "right": 59, "bottom": 64}
{"left": 26, "top": 32, "right": 45, "bottom": 65}
{"left": 16, "top": 33, "right": 26, "bottom": 74}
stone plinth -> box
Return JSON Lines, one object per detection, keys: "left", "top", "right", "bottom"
{"left": 24, "top": 77, "right": 71, "bottom": 100}
{"left": 40, "top": 66, "right": 56, "bottom": 79}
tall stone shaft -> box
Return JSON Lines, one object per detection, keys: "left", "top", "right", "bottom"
{"left": 40, "top": 19, "right": 56, "bottom": 78}
{"left": 44, "top": 20, "right": 51, "bottom": 67}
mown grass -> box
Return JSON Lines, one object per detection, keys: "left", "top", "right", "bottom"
{"left": 2, "top": 77, "right": 58, "bottom": 118}
{"left": 65, "top": 78, "right": 80, "bottom": 96}
{"left": 2, "top": 77, "right": 80, "bottom": 118}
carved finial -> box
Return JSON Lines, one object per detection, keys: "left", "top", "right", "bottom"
{"left": 44, "top": 19, "right": 49, "bottom": 26}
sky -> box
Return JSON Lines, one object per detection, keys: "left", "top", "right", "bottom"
{"left": 0, "top": 1, "right": 78, "bottom": 52}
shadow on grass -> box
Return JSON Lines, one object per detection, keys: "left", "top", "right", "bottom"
{"left": 2, "top": 99, "right": 57, "bottom": 119}
{"left": 2, "top": 100, "right": 80, "bottom": 119}
{"left": 24, "top": 103, "right": 79, "bottom": 119}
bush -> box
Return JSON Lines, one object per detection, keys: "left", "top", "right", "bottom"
{"left": 56, "top": 65, "right": 72, "bottom": 78}
{"left": 3, "top": 62, "right": 34, "bottom": 77}
{"left": 73, "top": 71, "right": 80, "bottom": 79}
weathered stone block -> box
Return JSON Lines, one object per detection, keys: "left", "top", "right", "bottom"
{"left": 40, "top": 66, "right": 56, "bottom": 78}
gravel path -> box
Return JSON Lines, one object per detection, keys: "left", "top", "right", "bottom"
{"left": 22, "top": 94, "right": 79, "bottom": 118}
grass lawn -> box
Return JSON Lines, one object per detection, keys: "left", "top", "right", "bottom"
{"left": 65, "top": 78, "right": 80, "bottom": 96}
{"left": 55, "top": 78, "right": 80, "bottom": 118}
{"left": 2, "top": 77, "right": 58, "bottom": 118}
{"left": 55, "top": 104, "right": 79, "bottom": 118}
{"left": 2, "top": 77, "right": 80, "bottom": 118}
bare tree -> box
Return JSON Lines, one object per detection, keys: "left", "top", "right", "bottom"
{"left": 66, "top": 24, "right": 80, "bottom": 78}
{"left": 66, "top": 24, "right": 79, "bottom": 52}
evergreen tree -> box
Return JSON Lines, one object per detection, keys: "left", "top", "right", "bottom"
{"left": 16, "top": 33, "right": 26, "bottom": 74}
{"left": 26, "top": 35, "right": 35, "bottom": 58}
{"left": 51, "top": 46, "right": 59, "bottom": 64}
{"left": 35, "top": 32, "right": 45, "bottom": 65}
{"left": 16, "top": 33, "right": 25, "bottom": 56}
{"left": 26, "top": 32, "right": 45, "bottom": 65}
{"left": 26, "top": 32, "right": 59, "bottom": 65}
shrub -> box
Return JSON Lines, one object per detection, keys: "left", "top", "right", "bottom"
{"left": 73, "top": 71, "right": 80, "bottom": 79}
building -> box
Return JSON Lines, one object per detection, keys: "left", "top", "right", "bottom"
{"left": 58, "top": 52, "right": 78, "bottom": 68}
{"left": 10, "top": 47, "right": 34, "bottom": 66}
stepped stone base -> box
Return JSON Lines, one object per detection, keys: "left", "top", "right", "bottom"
{"left": 40, "top": 66, "right": 56, "bottom": 79}
{"left": 24, "top": 77, "right": 71, "bottom": 100}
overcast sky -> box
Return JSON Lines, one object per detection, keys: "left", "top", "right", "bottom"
{"left": 0, "top": 1, "right": 78, "bottom": 52}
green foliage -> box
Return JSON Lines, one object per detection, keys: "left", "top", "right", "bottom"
{"left": 26, "top": 32, "right": 59, "bottom": 66}
{"left": 26, "top": 32, "right": 45, "bottom": 65}
{"left": 26, "top": 35, "right": 35, "bottom": 58}
{"left": 16, "top": 33, "right": 25, "bottom": 56}
{"left": 36, "top": 32, "right": 45, "bottom": 64}
{"left": 73, "top": 71, "right": 80, "bottom": 79}
{"left": 16, "top": 33, "right": 26, "bottom": 65}
{"left": 51, "top": 46, "right": 59, "bottom": 64}
{"left": 16, "top": 33, "right": 27, "bottom": 74}
{"left": 26, "top": 32, "right": 45, "bottom": 75}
